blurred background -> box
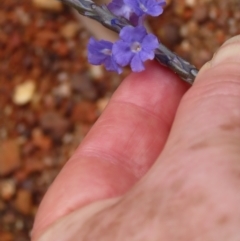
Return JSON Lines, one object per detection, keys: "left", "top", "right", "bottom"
{"left": 0, "top": 0, "right": 239, "bottom": 240}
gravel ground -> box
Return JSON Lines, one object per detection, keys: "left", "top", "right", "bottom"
{"left": 0, "top": 0, "right": 239, "bottom": 240}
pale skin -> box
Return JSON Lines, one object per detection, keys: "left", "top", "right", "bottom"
{"left": 32, "top": 36, "right": 240, "bottom": 241}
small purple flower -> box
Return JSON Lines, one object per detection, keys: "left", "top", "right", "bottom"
{"left": 112, "top": 26, "right": 158, "bottom": 72}
{"left": 108, "top": 0, "right": 133, "bottom": 20}
{"left": 88, "top": 38, "right": 122, "bottom": 74}
{"left": 124, "top": 0, "right": 166, "bottom": 17}
{"left": 107, "top": 0, "right": 141, "bottom": 26}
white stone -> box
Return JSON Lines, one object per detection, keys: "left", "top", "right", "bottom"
{"left": 13, "top": 80, "right": 36, "bottom": 105}
{"left": 185, "top": 0, "right": 196, "bottom": 7}
{"left": 89, "top": 65, "right": 104, "bottom": 79}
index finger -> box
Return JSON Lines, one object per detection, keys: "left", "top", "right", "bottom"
{"left": 32, "top": 62, "right": 189, "bottom": 239}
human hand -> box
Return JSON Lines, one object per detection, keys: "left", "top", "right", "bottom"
{"left": 32, "top": 36, "right": 240, "bottom": 241}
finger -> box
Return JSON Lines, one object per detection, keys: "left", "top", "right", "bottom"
{"left": 32, "top": 62, "right": 189, "bottom": 239}
{"left": 161, "top": 36, "right": 240, "bottom": 154}
{"left": 129, "top": 37, "right": 240, "bottom": 241}
{"left": 151, "top": 36, "right": 240, "bottom": 184}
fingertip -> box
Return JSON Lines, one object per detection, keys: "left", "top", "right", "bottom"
{"left": 114, "top": 61, "right": 190, "bottom": 117}
{"left": 196, "top": 34, "right": 240, "bottom": 84}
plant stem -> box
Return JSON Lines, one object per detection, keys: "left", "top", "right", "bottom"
{"left": 58, "top": 0, "right": 199, "bottom": 84}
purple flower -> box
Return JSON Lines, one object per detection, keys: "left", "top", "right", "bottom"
{"left": 124, "top": 0, "right": 166, "bottom": 17}
{"left": 112, "top": 26, "right": 158, "bottom": 72}
{"left": 88, "top": 38, "right": 122, "bottom": 74}
{"left": 107, "top": 0, "right": 141, "bottom": 26}
{"left": 108, "top": 0, "right": 133, "bottom": 20}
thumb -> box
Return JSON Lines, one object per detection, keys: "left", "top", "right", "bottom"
{"left": 152, "top": 35, "right": 240, "bottom": 188}
{"left": 163, "top": 35, "right": 240, "bottom": 155}
{"left": 142, "top": 36, "right": 240, "bottom": 240}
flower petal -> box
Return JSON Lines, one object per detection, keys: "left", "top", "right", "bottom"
{"left": 87, "top": 38, "right": 122, "bottom": 73}
{"left": 108, "top": 0, "right": 133, "bottom": 20}
{"left": 104, "top": 57, "right": 122, "bottom": 74}
{"left": 112, "top": 40, "right": 134, "bottom": 66}
{"left": 130, "top": 54, "right": 145, "bottom": 72}
{"left": 124, "top": 0, "right": 141, "bottom": 16}
{"left": 157, "top": 0, "right": 167, "bottom": 7}
{"left": 124, "top": 0, "right": 165, "bottom": 17}
{"left": 141, "top": 34, "right": 159, "bottom": 52}
{"left": 139, "top": 49, "right": 154, "bottom": 62}
{"left": 88, "top": 53, "right": 107, "bottom": 65}
{"left": 129, "top": 13, "right": 143, "bottom": 26}
{"left": 119, "top": 26, "right": 147, "bottom": 42}
{"left": 88, "top": 38, "right": 108, "bottom": 65}
{"left": 149, "top": 7, "right": 163, "bottom": 16}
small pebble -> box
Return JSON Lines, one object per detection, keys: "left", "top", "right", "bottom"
{"left": 60, "top": 22, "right": 80, "bottom": 39}
{"left": 185, "top": 0, "right": 196, "bottom": 7}
{"left": 0, "top": 140, "right": 21, "bottom": 176}
{"left": 0, "top": 179, "right": 16, "bottom": 201}
{"left": 40, "top": 111, "right": 71, "bottom": 140}
{"left": 13, "top": 80, "right": 36, "bottom": 106}
{"left": 32, "top": 128, "right": 52, "bottom": 151}
{"left": 32, "top": 0, "right": 63, "bottom": 11}
{"left": 14, "top": 189, "right": 32, "bottom": 215}
{"left": 53, "top": 82, "right": 72, "bottom": 98}
{"left": 71, "top": 101, "right": 97, "bottom": 123}
{"left": 89, "top": 65, "right": 104, "bottom": 79}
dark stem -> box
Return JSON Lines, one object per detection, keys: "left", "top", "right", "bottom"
{"left": 58, "top": 0, "right": 199, "bottom": 84}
